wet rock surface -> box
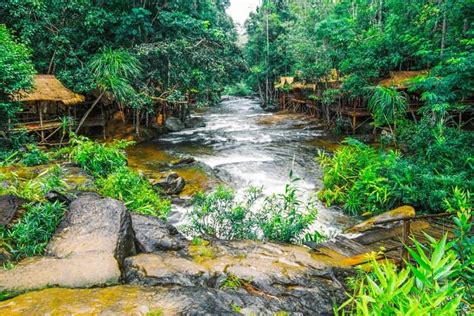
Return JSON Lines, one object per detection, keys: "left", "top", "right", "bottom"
{"left": 152, "top": 172, "right": 186, "bottom": 195}
{"left": 165, "top": 117, "right": 185, "bottom": 132}
{"left": 124, "top": 239, "right": 347, "bottom": 313}
{"left": 131, "top": 213, "right": 187, "bottom": 252}
{"left": 0, "top": 193, "right": 135, "bottom": 292}
{"left": 0, "top": 285, "right": 336, "bottom": 315}
{"left": 0, "top": 194, "right": 25, "bottom": 226}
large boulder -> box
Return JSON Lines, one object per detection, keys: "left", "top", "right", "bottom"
{"left": 0, "top": 193, "right": 136, "bottom": 292}
{"left": 123, "top": 239, "right": 348, "bottom": 313}
{"left": 165, "top": 117, "right": 185, "bottom": 132}
{"left": 131, "top": 213, "right": 187, "bottom": 253}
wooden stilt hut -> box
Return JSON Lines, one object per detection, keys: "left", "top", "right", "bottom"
{"left": 274, "top": 77, "right": 318, "bottom": 115}
{"left": 13, "top": 75, "right": 85, "bottom": 144}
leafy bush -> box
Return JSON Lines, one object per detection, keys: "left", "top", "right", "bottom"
{"left": 0, "top": 165, "right": 68, "bottom": 202}
{"left": 96, "top": 167, "right": 170, "bottom": 218}
{"left": 445, "top": 188, "right": 473, "bottom": 305}
{"left": 1, "top": 201, "right": 65, "bottom": 261}
{"left": 20, "top": 144, "right": 49, "bottom": 166}
{"left": 184, "top": 176, "right": 318, "bottom": 243}
{"left": 223, "top": 81, "right": 252, "bottom": 97}
{"left": 0, "top": 142, "right": 49, "bottom": 167}
{"left": 337, "top": 234, "right": 463, "bottom": 315}
{"left": 318, "top": 139, "right": 399, "bottom": 215}
{"left": 259, "top": 175, "right": 317, "bottom": 242}
{"left": 318, "top": 124, "right": 473, "bottom": 215}
{"left": 68, "top": 135, "right": 132, "bottom": 178}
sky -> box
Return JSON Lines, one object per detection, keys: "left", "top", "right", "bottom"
{"left": 227, "top": 0, "right": 260, "bottom": 33}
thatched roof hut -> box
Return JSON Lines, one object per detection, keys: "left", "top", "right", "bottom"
{"left": 378, "top": 71, "right": 428, "bottom": 89}
{"left": 14, "top": 75, "right": 85, "bottom": 105}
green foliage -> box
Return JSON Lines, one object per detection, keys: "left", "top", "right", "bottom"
{"left": 220, "top": 273, "right": 243, "bottom": 290}
{"left": 318, "top": 139, "right": 398, "bottom": 215}
{"left": 0, "top": 165, "right": 68, "bottom": 202}
{"left": 186, "top": 186, "right": 261, "bottom": 240}
{"left": 224, "top": 81, "right": 252, "bottom": 97}
{"left": 318, "top": 126, "right": 473, "bottom": 215}
{"left": 259, "top": 173, "right": 318, "bottom": 243}
{"left": 96, "top": 167, "right": 170, "bottom": 219}
{"left": 368, "top": 86, "right": 408, "bottom": 127}
{"left": 0, "top": 24, "right": 35, "bottom": 140}
{"left": 338, "top": 234, "right": 463, "bottom": 315}
{"left": 67, "top": 135, "right": 132, "bottom": 178}
{"left": 445, "top": 188, "right": 474, "bottom": 304}
{"left": 1, "top": 201, "right": 65, "bottom": 261}
{"left": 185, "top": 176, "right": 318, "bottom": 243}
{"left": 0, "top": 1, "right": 241, "bottom": 107}
{"left": 20, "top": 144, "right": 49, "bottom": 166}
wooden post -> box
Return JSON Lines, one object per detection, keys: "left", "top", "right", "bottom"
{"left": 101, "top": 105, "right": 106, "bottom": 140}
{"left": 38, "top": 102, "right": 45, "bottom": 143}
{"left": 401, "top": 219, "right": 411, "bottom": 267}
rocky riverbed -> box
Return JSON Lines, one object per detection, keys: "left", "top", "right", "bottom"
{"left": 0, "top": 193, "right": 350, "bottom": 314}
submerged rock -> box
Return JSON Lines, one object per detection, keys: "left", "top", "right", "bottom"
{"left": 131, "top": 213, "right": 187, "bottom": 252}
{"left": 165, "top": 117, "right": 185, "bottom": 132}
{"left": 152, "top": 172, "right": 186, "bottom": 195}
{"left": 184, "top": 116, "right": 206, "bottom": 129}
{"left": 0, "top": 193, "right": 136, "bottom": 292}
{"left": 0, "top": 194, "right": 25, "bottom": 226}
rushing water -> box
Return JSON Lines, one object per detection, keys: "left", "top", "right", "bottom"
{"left": 130, "top": 97, "right": 350, "bottom": 236}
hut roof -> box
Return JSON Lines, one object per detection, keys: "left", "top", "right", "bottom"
{"left": 275, "top": 77, "right": 316, "bottom": 91}
{"left": 274, "top": 76, "right": 295, "bottom": 89}
{"left": 14, "top": 75, "right": 85, "bottom": 106}
{"left": 378, "top": 70, "right": 427, "bottom": 89}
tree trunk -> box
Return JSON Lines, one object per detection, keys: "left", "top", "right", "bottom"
{"left": 75, "top": 91, "right": 105, "bottom": 134}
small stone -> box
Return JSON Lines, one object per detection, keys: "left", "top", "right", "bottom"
{"left": 153, "top": 173, "right": 186, "bottom": 195}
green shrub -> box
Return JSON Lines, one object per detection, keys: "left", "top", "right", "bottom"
{"left": 68, "top": 135, "right": 132, "bottom": 178}
{"left": 1, "top": 201, "right": 65, "bottom": 261}
{"left": 337, "top": 234, "right": 463, "bottom": 315}
{"left": 259, "top": 174, "right": 318, "bottom": 242}
{"left": 184, "top": 176, "right": 318, "bottom": 243}
{"left": 318, "top": 124, "right": 473, "bottom": 215}
{"left": 446, "top": 188, "right": 473, "bottom": 305}
{"left": 0, "top": 165, "right": 68, "bottom": 202}
{"left": 223, "top": 81, "right": 252, "bottom": 96}
{"left": 20, "top": 144, "right": 49, "bottom": 166}
{"left": 96, "top": 167, "right": 170, "bottom": 218}
{"left": 318, "top": 139, "right": 399, "bottom": 215}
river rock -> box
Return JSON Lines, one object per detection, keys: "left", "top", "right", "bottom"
{"left": 123, "top": 239, "right": 347, "bottom": 313}
{"left": 0, "top": 194, "right": 25, "bottom": 226}
{"left": 0, "top": 285, "right": 337, "bottom": 315}
{"left": 153, "top": 172, "right": 186, "bottom": 195}
{"left": 0, "top": 193, "right": 136, "bottom": 292}
{"left": 165, "top": 117, "right": 185, "bottom": 132}
{"left": 184, "top": 116, "right": 206, "bottom": 128}
{"left": 131, "top": 213, "right": 187, "bottom": 253}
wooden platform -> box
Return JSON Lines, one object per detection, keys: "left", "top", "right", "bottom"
{"left": 306, "top": 208, "right": 455, "bottom": 268}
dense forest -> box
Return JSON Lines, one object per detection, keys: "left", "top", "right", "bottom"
{"left": 0, "top": 0, "right": 473, "bottom": 314}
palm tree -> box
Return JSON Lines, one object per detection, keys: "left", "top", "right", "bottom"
{"left": 75, "top": 48, "right": 141, "bottom": 133}
{"left": 368, "top": 86, "right": 408, "bottom": 137}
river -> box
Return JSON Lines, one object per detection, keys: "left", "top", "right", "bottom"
{"left": 128, "top": 97, "right": 350, "bottom": 236}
